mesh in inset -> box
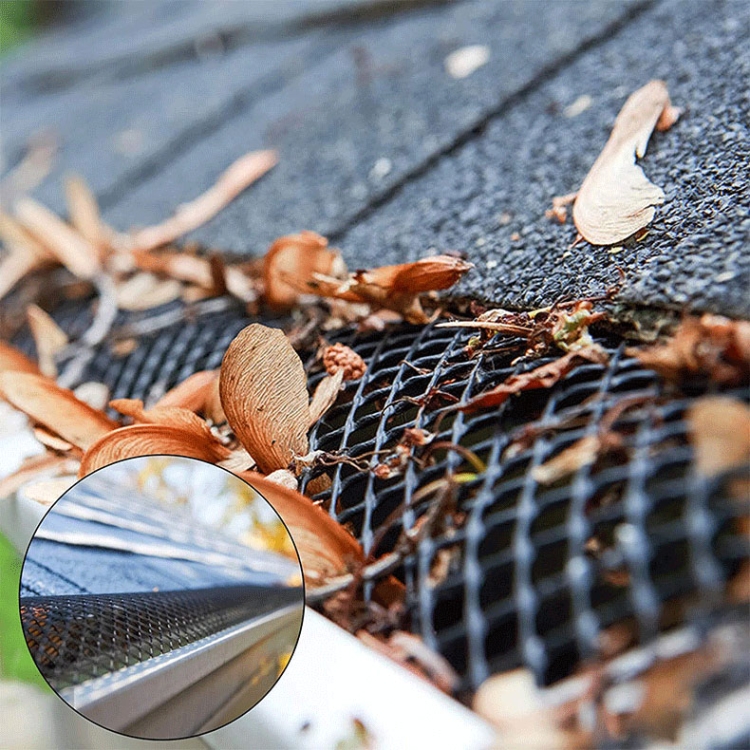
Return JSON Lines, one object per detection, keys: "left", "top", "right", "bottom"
{"left": 34, "top": 305, "right": 749, "bottom": 691}
{"left": 21, "top": 585, "right": 302, "bottom": 690}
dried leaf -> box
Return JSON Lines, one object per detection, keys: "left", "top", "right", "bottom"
{"left": 20, "top": 476, "right": 77, "bottom": 506}
{"left": 628, "top": 314, "right": 750, "bottom": 386}
{"left": 263, "top": 231, "right": 344, "bottom": 309}
{"left": 0, "top": 212, "right": 55, "bottom": 300}
{"left": 129, "top": 149, "right": 278, "bottom": 251}
{"left": 153, "top": 369, "right": 219, "bottom": 413}
{"left": 80, "top": 423, "right": 231, "bottom": 476}
{"left": 0, "top": 372, "right": 117, "bottom": 449}
{"left": 64, "top": 174, "right": 109, "bottom": 254}
{"left": 573, "top": 80, "right": 680, "bottom": 245}
{"left": 461, "top": 346, "right": 609, "bottom": 412}
{"left": 26, "top": 304, "right": 68, "bottom": 377}
{"left": 0, "top": 453, "right": 79, "bottom": 500}
{"left": 219, "top": 324, "right": 310, "bottom": 474}
{"left": 687, "top": 396, "right": 750, "bottom": 478}
{"left": 533, "top": 434, "right": 620, "bottom": 485}
{"left": 313, "top": 255, "right": 473, "bottom": 324}
{"left": 32, "top": 427, "right": 76, "bottom": 453}
{"left": 14, "top": 196, "right": 100, "bottom": 278}
{"left": 0, "top": 341, "right": 40, "bottom": 375}
{"left": 115, "top": 272, "right": 183, "bottom": 310}
{"left": 236, "top": 471, "right": 364, "bottom": 584}
{"left": 308, "top": 369, "right": 345, "bottom": 426}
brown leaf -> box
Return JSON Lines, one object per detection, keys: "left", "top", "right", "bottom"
{"left": 32, "top": 427, "right": 76, "bottom": 453}
{"left": 26, "top": 304, "right": 68, "bottom": 377}
{"left": 153, "top": 369, "right": 219, "bottom": 413}
{"left": 14, "top": 196, "right": 100, "bottom": 278}
{"left": 461, "top": 346, "right": 609, "bottom": 412}
{"left": 129, "top": 149, "right": 278, "bottom": 251}
{"left": 0, "top": 372, "right": 118, "bottom": 449}
{"left": 219, "top": 324, "right": 310, "bottom": 474}
{"left": 115, "top": 272, "right": 183, "bottom": 310}
{"left": 313, "top": 255, "right": 473, "bottom": 324}
{"left": 64, "top": 174, "right": 110, "bottom": 255}
{"left": 687, "top": 396, "right": 750, "bottom": 478}
{"left": 0, "top": 453, "right": 79, "bottom": 500}
{"left": 80, "top": 423, "right": 231, "bottom": 476}
{"left": 308, "top": 369, "right": 345, "bottom": 427}
{"left": 532, "top": 434, "right": 621, "bottom": 485}
{"left": 628, "top": 314, "right": 750, "bottom": 386}
{"left": 235, "top": 471, "right": 364, "bottom": 584}
{"left": 573, "top": 80, "right": 680, "bottom": 245}
{"left": 263, "top": 231, "right": 344, "bottom": 309}
{"left": 0, "top": 341, "right": 40, "bottom": 375}
{"left": 0, "top": 211, "right": 55, "bottom": 300}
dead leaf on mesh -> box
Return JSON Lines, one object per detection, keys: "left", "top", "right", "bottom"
{"left": 263, "top": 231, "right": 345, "bottom": 309}
{"left": 533, "top": 433, "right": 621, "bottom": 485}
{"left": 687, "top": 396, "right": 750, "bottom": 479}
{"left": 236, "top": 471, "right": 364, "bottom": 584}
{"left": 0, "top": 341, "right": 40, "bottom": 374}
{"left": 128, "top": 149, "right": 278, "bottom": 252}
{"left": 115, "top": 272, "right": 183, "bottom": 311}
{"left": 308, "top": 369, "right": 345, "bottom": 427}
{"left": 0, "top": 211, "right": 55, "bottom": 300}
{"left": 460, "top": 346, "right": 609, "bottom": 412}
{"left": 312, "top": 255, "right": 473, "bottom": 324}
{"left": 26, "top": 304, "right": 68, "bottom": 377}
{"left": 80, "top": 422, "right": 232, "bottom": 476}
{"left": 573, "top": 80, "right": 680, "bottom": 245}
{"left": 14, "top": 196, "right": 100, "bottom": 278}
{"left": 220, "top": 324, "right": 310, "bottom": 474}
{"left": 628, "top": 314, "right": 750, "bottom": 386}
{"left": 153, "top": 369, "right": 218, "bottom": 413}
{"left": 0, "top": 372, "right": 117, "bottom": 449}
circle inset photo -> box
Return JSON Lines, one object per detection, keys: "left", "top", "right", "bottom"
{"left": 18, "top": 456, "right": 304, "bottom": 740}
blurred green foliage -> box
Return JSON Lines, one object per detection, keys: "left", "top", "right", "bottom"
{"left": 0, "top": 1, "right": 35, "bottom": 55}
{"left": 0, "top": 531, "right": 48, "bottom": 688}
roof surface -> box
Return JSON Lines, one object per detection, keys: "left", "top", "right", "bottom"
{"left": 2, "top": 0, "right": 748, "bottom": 318}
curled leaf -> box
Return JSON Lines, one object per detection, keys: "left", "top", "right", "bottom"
{"left": 263, "top": 231, "right": 344, "bottom": 310}
{"left": 14, "top": 196, "right": 100, "bottom": 278}
{"left": 236, "top": 471, "right": 363, "bottom": 584}
{"left": 313, "top": 255, "right": 473, "bottom": 324}
{"left": 26, "top": 304, "right": 68, "bottom": 377}
{"left": 220, "top": 324, "right": 310, "bottom": 474}
{"left": 129, "top": 149, "right": 278, "bottom": 251}
{"left": 460, "top": 346, "right": 609, "bottom": 413}
{"left": 80, "top": 423, "right": 231, "bottom": 476}
{"left": 0, "top": 372, "right": 117, "bottom": 449}
{"left": 0, "top": 341, "right": 40, "bottom": 374}
{"left": 308, "top": 369, "right": 345, "bottom": 427}
{"left": 573, "top": 80, "right": 680, "bottom": 245}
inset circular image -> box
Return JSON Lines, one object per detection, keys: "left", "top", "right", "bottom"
{"left": 18, "top": 456, "right": 304, "bottom": 740}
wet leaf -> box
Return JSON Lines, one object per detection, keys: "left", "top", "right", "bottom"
{"left": 14, "top": 196, "right": 100, "bottom": 278}
{"left": 0, "top": 372, "right": 117, "bottom": 449}
{"left": 573, "top": 80, "right": 680, "bottom": 245}
{"left": 460, "top": 346, "right": 609, "bottom": 412}
{"left": 263, "top": 231, "right": 344, "bottom": 309}
{"left": 308, "top": 369, "right": 345, "bottom": 427}
{"left": 220, "top": 324, "right": 310, "bottom": 474}
{"left": 236, "top": 471, "right": 364, "bottom": 584}
{"left": 26, "top": 304, "right": 68, "bottom": 377}
{"left": 129, "top": 149, "right": 278, "bottom": 251}
{"left": 80, "top": 423, "right": 232, "bottom": 476}
{"left": 0, "top": 341, "right": 40, "bottom": 374}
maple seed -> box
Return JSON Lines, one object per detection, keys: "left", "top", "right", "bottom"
{"left": 323, "top": 343, "right": 367, "bottom": 380}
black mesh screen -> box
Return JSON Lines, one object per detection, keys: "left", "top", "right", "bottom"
{"left": 21, "top": 585, "right": 302, "bottom": 690}
{"left": 22, "top": 303, "right": 749, "bottom": 691}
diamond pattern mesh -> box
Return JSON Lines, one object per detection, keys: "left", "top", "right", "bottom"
{"left": 24, "top": 303, "right": 749, "bottom": 691}
{"left": 21, "top": 585, "right": 301, "bottom": 690}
